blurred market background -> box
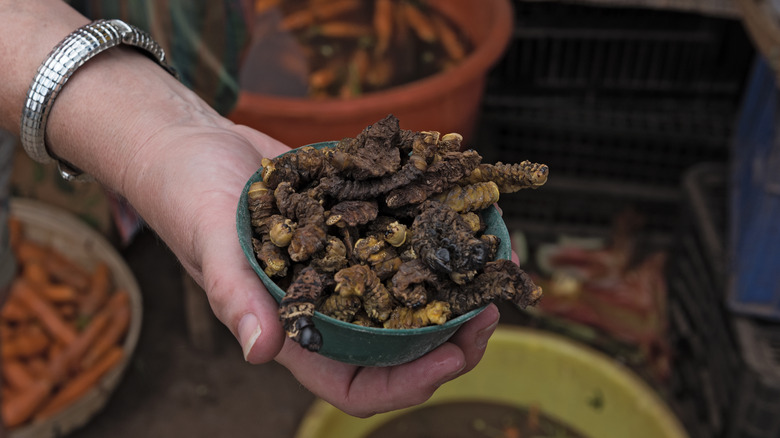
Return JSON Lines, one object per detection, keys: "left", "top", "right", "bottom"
{"left": 5, "top": 0, "right": 780, "bottom": 437}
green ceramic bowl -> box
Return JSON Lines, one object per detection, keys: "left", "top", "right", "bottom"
{"left": 236, "top": 141, "right": 511, "bottom": 367}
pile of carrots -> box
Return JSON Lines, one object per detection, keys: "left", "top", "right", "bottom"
{"left": 1, "top": 217, "right": 131, "bottom": 429}
{"left": 255, "top": 0, "right": 472, "bottom": 98}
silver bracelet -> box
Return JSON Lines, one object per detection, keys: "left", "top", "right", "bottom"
{"left": 20, "top": 19, "right": 177, "bottom": 182}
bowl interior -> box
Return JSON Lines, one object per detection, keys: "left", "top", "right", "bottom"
{"left": 237, "top": 141, "right": 511, "bottom": 366}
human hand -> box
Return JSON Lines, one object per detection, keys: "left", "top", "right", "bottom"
{"left": 275, "top": 303, "right": 499, "bottom": 417}
{"left": 112, "top": 116, "right": 499, "bottom": 417}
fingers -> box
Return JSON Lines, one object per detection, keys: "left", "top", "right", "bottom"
{"left": 446, "top": 303, "right": 500, "bottom": 376}
{"left": 197, "top": 208, "right": 287, "bottom": 364}
{"left": 276, "top": 339, "right": 468, "bottom": 418}
{"left": 275, "top": 305, "right": 500, "bottom": 418}
{"left": 347, "top": 343, "right": 467, "bottom": 417}
{"left": 186, "top": 127, "right": 291, "bottom": 364}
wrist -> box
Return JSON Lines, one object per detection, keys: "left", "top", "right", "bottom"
{"left": 20, "top": 19, "right": 178, "bottom": 181}
{"left": 44, "top": 46, "right": 221, "bottom": 193}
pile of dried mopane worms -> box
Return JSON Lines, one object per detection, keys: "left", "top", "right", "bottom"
{"left": 1, "top": 217, "right": 131, "bottom": 429}
{"left": 248, "top": 115, "right": 547, "bottom": 351}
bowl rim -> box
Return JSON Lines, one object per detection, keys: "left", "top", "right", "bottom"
{"left": 236, "top": 141, "right": 511, "bottom": 336}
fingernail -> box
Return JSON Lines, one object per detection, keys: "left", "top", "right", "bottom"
{"left": 238, "top": 313, "right": 262, "bottom": 361}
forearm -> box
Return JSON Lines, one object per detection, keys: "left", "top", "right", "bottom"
{"left": 0, "top": 1, "right": 225, "bottom": 195}
{"left": 0, "top": 1, "right": 87, "bottom": 129}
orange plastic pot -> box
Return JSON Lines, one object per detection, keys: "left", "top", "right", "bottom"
{"left": 228, "top": 0, "right": 513, "bottom": 147}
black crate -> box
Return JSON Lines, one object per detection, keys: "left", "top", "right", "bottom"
{"left": 666, "top": 163, "right": 742, "bottom": 438}
{"left": 475, "top": 1, "right": 753, "bottom": 240}
{"left": 478, "top": 96, "right": 733, "bottom": 190}
{"left": 728, "top": 319, "right": 780, "bottom": 438}
{"left": 476, "top": 96, "right": 734, "bottom": 241}
{"left": 489, "top": 1, "right": 754, "bottom": 102}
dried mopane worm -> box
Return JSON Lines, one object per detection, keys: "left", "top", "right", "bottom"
{"left": 248, "top": 114, "right": 547, "bottom": 352}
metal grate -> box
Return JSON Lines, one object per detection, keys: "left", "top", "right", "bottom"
{"left": 729, "top": 318, "right": 780, "bottom": 438}
{"left": 666, "top": 163, "right": 741, "bottom": 438}
{"left": 480, "top": 96, "right": 733, "bottom": 189}
{"left": 475, "top": 1, "right": 753, "bottom": 239}
{"left": 489, "top": 1, "right": 753, "bottom": 101}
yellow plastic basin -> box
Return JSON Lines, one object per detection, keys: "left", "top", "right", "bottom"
{"left": 296, "top": 326, "right": 688, "bottom": 438}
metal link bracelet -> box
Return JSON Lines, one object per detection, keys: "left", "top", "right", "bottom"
{"left": 20, "top": 19, "right": 177, "bottom": 181}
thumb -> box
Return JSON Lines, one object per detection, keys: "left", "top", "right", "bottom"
{"left": 198, "top": 211, "right": 287, "bottom": 364}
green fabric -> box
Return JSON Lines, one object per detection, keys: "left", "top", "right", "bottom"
{"left": 68, "top": 0, "right": 252, "bottom": 115}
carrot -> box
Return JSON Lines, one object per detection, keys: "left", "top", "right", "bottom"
{"left": 433, "top": 15, "right": 465, "bottom": 61}
{"left": 44, "top": 255, "right": 90, "bottom": 292}
{"left": 81, "top": 290, "right": 131, "bottom": 362}
{"left": 35, "top": 347, "right": 123, "bottom": 420}
{"left": 1, "top": 324, "right": 50, "bottom": 359}
{"left": 366, "top": 56, "right": 393, "bottom": 87}
{"left": 2, "top": 360, "right": 37, "bottom": 391}
{"left": 1, "top": 387, "right": 14, "bottom": 402}
{"left": 48, "top": 342, "right": 65, "bottom": 362}
{"left": 312, "top": 0, "right": 360, "bottom": 22}
{"left": 403, "top": 2, "right": 437, "bottom": 43}
{"left": 309, "top": 66, "right": 339, "bottom": 91}
{"left": 254, "top": 0, "right": 280, "bottom": 15}
{"left": 101, "top": 290, "right": 130, "bottom": 316}
{"left": 1, "top": 298, "right": 30, "bottom": 322}
{"left": 393, "top": 0, "right": 410, "bottom": 44}
{"left": 40, "top": 284, "right": 79, "bottom": 304}
{"left": 26, "top": 357, "right": 49, "bottom": 380}
{"left": 317, "top": 22, "right": 373, "bottom": 38}
{"left": 79, "top": 262, "right": 111, "bottom": 318}
{"left": 373, "top": 0, "right": 394, "bottom": 56}
{"left": 21, "top": 261, "right": 49, "bottom": 288}
{"left": 47, "top": 306, "right": 112, "bottom": 384}
{"left": 16, "top": 242, "right": 90, "bottom": 291}
{"left": 0, "top": 324, "right": 14, "bottom": 342}
{"left": 11, "top": 279, "right": 77, "bottom": 345}
{"left": 281, "top": 0, "right": 360, "bottom": 31}
{"left": 280, "top": 8, "right": 314, "bottom": 31}
{"left": 351, "top": 47, "right": 370, "bottom": 81}
{"left": 14, "top": 240, "right": 49, "bottom": 265}
{"left": 1, "top": 379, "right": 52, "bottom": 428}
{"left": 81, "top": 303, "right": 131, "bottom": 369}
{"left": 8, "top": 216, "right": 23, "bottom": 251}
{"left": 56, "top": 302, "right": 78, "bottom": 321}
